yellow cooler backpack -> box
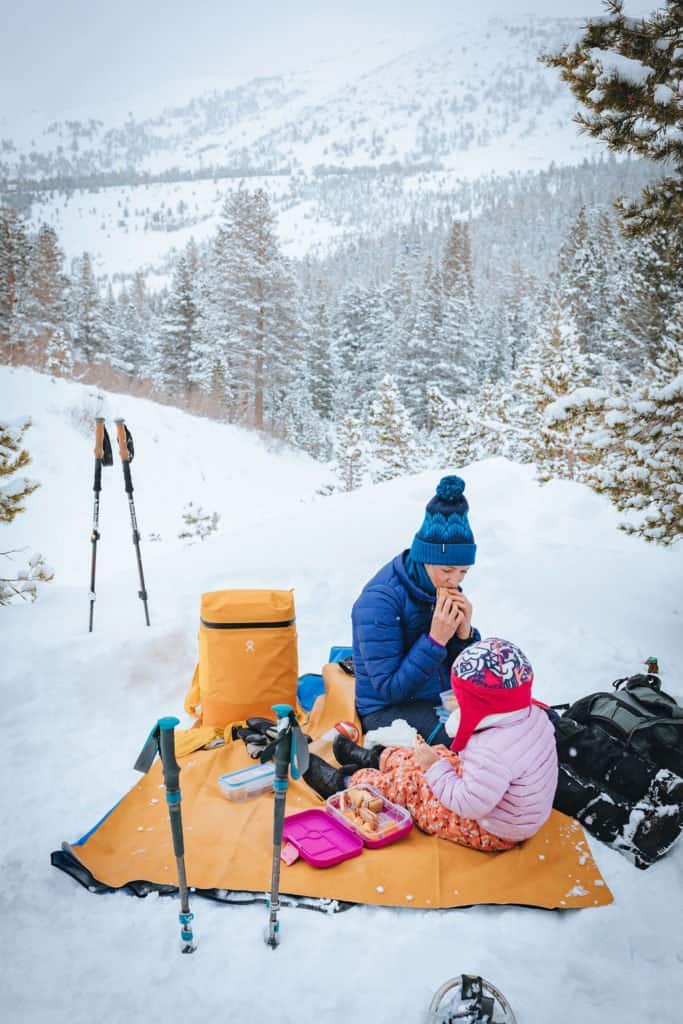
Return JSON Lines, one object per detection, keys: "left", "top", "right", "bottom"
{"left": 184, "top": 588, "right": 299, "bottom": 728}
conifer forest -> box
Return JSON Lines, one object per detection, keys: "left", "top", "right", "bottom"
{"left": 2, "top": 3, "right": 682, "bottom": 545}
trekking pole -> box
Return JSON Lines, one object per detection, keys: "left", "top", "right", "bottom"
{"left": 134, "top": 716, "right": 196, "bottom": 953}
{"left": 114, "top": 418, "right": 150, "bottom": 626}
{"left": 261, "top": 703, "right": 309, "bottom": 948}
{"left": 88, "top": 417, "right": 113, "bottom": 632}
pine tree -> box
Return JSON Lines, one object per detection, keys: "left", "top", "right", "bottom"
{"left": 333, "top": 414, "right": 368, "bottom": 491}
{"left": 71, "top": 252, "right": 103, "bottom": 363}
{"left": 44, "top": 328, "right": 74, "bottom": 377}
{"left": 542, "top": 0, "right": 683, "bottom": 261}
{"left": 440, "top": 221, "right": 477, "bottom": 395}
{"left": 367, "top": 375, "right": 420, "bottom": 482}
{"left": 154, "top": 241, "right": 201, "bottom": 396}
{"left": 0, "top": 206, "right": 30, "bottom": 360}
{"left": 531, "top": 305, "right": 597, "bottom": 483}
{"left": 620, "top": 228, "right": 682, "bottom": 368}
{"left": 0, "top": 418, "right": 52, "bottom": 605}
{"left": 23, "top": 224, "right": 69, "bottom": 369}
{"left": 0, "top": 419, "right": 38, "bottom": 523}
{"left": 305, "top": 297, "right": 334, "bottom": 420}
{"left": 588, "top": 381, "right": 682, "bottom": 544}
{"left": 205, "top": 188, "right": 298, "bottom": 428}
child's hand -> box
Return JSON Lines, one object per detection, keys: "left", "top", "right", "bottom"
{"left": 413, "top": 741, "right": 439, "bottom": 770}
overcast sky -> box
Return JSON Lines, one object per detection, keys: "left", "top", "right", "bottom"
{"left": 0, "top": 1, "right": 659, "bottom": 118}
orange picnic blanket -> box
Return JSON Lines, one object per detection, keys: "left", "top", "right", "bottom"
{"left": 55, "top": 665, "right": 613, "bottom": 910}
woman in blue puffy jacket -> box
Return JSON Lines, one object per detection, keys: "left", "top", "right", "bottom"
{"left": 351, "top": 476, "right": 480, "bottom": 746}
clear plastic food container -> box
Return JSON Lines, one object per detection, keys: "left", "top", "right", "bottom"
{"left": 326, "top": 783, "right": 412, "bottom": 848}
{"left": 440, "top": 690, "right": 458, "bottom": 712}
{"left": 217, "top": 762, "right": 275, "bottom": 801}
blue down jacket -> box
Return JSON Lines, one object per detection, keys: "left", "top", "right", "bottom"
{"left": 352, "top": 552, "right": 480, "bottom": 715}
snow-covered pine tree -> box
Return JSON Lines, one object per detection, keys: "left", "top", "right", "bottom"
{"left": 426, "top": 383, "right": 478, "bottom": 468}
{"left": 153, "top": 240, "right": 201, "bottom": 398}
{"left": 0, "top": 419, "right": 38, "bottom": 523}
{"left": 620, "top": 228, "right": 682, "bottom": 368}
{"left": 204, "top": 188, "right": 299, "bottom": 429}
{"left": 367, "top": 374, "right": 420, "bottom": 483}
{"left": 112, "top": 286, "right": 146, "bottom": 375}
{"left": 0, "top": 206, "right": 30, "bottom": 361}
{"left": 44, "top": 328, "right": 74, "bottom": 378}
{"left": 0, "top": 418, "right": 52, "bottom": 605}
{"left": 332, "top": 283, "right": 388, "bottom": 413}
{"left": 440, "top": 220, "right": 477, "bottom": 394}
{"left": 530, "top": 304, "right": 597, "bottom": 483}
{"left": 23, "top": 224, "right": 69, "bottom": 370}
{"left": 332, "top": 414, "right": 367, "bottom": 491}
{"left": 542, "top": 0, "right": 683, "bottom": 261}
{"left": 70, "top": 252, "right": 103, "bottom": 363}
{"left": 557, "top": 205, "right": 622, "bottom": 362}
{"left": 401, "top": 259, "right": 447, "bottom": 424}
{"left": 305, "top": 296, "right": 334, "bottom": 421}
{"left": 586, "top": 301, "right": 682, "bottom": 544}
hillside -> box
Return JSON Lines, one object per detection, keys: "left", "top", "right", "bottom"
{"left": 1, "top": 13, "right": 635, "bottom": 280}
{"left": 2, "top": 369, "right": 682, "bottom": 1023}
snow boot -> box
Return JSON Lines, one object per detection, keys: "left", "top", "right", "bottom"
{"left": 303, "top": 754, "right": 351, "bottom": 799}
{"left": 332, "top": 734, "right": 383, "bottom": 770}
{"left": 628, "top": 802, "right": 682, "bottom": 869}
{"left": 646, "top": 767, "right": 683, "bottom": 806}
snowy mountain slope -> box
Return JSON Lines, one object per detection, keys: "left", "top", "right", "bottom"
{"left": 2, "top": 371, "right": 683, "bottom": 1024}
{"left": 2, "top": 13, "right": 628, "bottom": 281}
{"left": 1, "top": 18, "right": 588, "bottom": 182}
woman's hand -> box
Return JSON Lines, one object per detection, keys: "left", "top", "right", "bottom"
{"left": 413, "top": 741, "right": 439, "bottom": 770}
{"left": 450, "top": 590, "right": 473, "bottom": 640}
{"left": 429, "top": 589, "right": 464, "bottom": 646}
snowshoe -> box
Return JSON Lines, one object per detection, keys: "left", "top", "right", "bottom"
{"left": 426, "top": 975, "right": 517, "bottom": 1024}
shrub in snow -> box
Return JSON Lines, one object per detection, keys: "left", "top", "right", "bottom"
{"left": 0, "top": 550, "right": 54, "bottom": 605}
{"left": 1, "top": 419, "right": 39, "bottom": 524}
{"left": 0, "top": 418, "right": 53, "bottom": 605}
{"left": 178, "top": 502, "right": 220, "bottom": 544}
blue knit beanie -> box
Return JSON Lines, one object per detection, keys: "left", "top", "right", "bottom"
{"left": 409, "top": 475, "right": 476, "bottom": 566}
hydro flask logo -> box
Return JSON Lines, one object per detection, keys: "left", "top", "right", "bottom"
{"left": 245, "top": 640, "right": 255, "bottom": 653}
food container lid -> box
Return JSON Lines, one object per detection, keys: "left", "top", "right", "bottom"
{"left": 282, "top": 809, "right": 363, "bottom": 868}
{"left": 218, "top": 762, "right": 275, "bottom": 798}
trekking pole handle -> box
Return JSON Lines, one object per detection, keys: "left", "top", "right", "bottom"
{"left": 94, "top": 417, "right": 106, "bottom": 459}
{"left": 158, "top": 717, "right": 184, "bottom": 859}
{"left": 272, "top": 705, "right": 293, "bottom": 789}
{"left": 114, "top": 418, "right": 131, "bottom": 463}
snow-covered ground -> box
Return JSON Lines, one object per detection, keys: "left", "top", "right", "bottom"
{"left": 2, "top": 367, "right": 682, "bottom": 1024}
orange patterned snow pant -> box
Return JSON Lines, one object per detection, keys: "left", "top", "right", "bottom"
{"left": 351, "top": 745, "right": 517, "bottom": 852}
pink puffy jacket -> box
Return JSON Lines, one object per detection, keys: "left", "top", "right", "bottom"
{"left": 424, "top": 704, "right": 558, "bottom": 842}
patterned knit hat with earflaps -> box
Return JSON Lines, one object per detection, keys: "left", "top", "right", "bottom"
{"left": 449, "top": 637, "right": 534, "bottom": 752}
{"left": 410, "top": 475, "right": 476, "bottom": 567}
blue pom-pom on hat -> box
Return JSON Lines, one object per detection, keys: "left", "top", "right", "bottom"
{"left": 410, "top": 475, "right": 476, "bottom": 566}
{"left": 435, "top": 476, "right": 466, "bottom": 502}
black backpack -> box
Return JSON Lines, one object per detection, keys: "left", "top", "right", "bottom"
{"left": 564, "top": 674, "right": 683, "bottom": 777}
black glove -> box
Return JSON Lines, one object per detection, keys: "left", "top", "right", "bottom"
{"left": 232, "top": 717, "right": 278, "bottom": 759}
{"left": 232, "top": 716, "right": 313, "bottom": 760}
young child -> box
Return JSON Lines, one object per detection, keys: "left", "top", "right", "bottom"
{"left": 304, "top": 637, "right": 559, "bottom": 851}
